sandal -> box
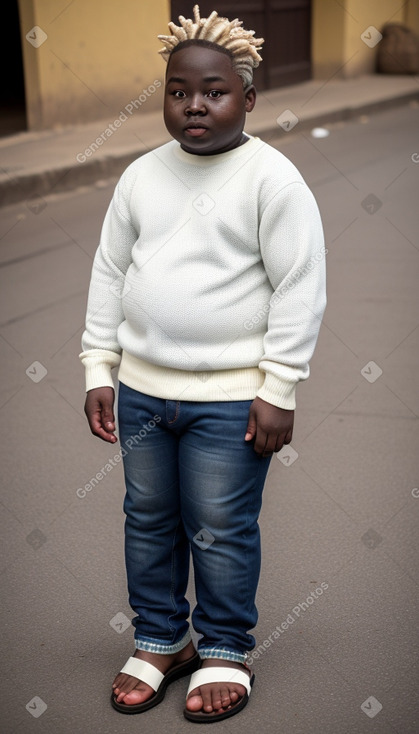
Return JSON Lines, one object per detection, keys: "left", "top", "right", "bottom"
{"left": 111, "top": 651, "right": 201, "bottom": 714}
{"left": 184, "top": 665, "right": 255, "bottom": 723}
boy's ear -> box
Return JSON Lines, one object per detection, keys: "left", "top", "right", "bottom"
{"left": 244, "top": 85, "right": 257, "bottom": 113}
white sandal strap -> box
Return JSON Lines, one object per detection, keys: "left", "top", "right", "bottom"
{"left": 119, "top": 657, "right": 165, "bottom": 692}
{"left": 186, "top": 666, "right": 252, "bottom": 698}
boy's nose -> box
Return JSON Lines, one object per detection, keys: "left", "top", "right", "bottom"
{"left": 185, "top": 95, "right": 206, "bottom": 114}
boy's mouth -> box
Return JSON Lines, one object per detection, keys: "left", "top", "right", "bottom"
{"left": 184, "top": 124, "right": 208, "bottom": 137}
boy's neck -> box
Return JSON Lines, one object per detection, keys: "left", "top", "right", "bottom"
{"left": 181, "top": 132, "right": 250, "bottom": 156}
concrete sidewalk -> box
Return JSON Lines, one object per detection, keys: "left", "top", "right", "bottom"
{"left": 1, "top": 73, "right": 418, "bottom": 207}
{"left": 1, "top": 94, "right": 418, "bottom": 734}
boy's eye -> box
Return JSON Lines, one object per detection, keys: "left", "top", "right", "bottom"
{"left": 171, "top": 90, "right": 223, "bottom": 99}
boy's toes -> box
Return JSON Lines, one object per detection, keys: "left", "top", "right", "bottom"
{"left": 117, "top": 686, "right": 152, "bottom": 705}
{"left": 112, "top": 675, "right": 154, "bottom": 705}
{"left": 210, "top": 685, "right": 230, "bottom": 711}
{"left": 186, "top": 686, "right": 217, "bottom": 713}
{"left": 186, "top": 692, "right": 205, "bottom": 711}
{"left": 186, "top": 683, "right": 243, "bottom": 714}
{"left": 198, "top": 687, "right": 214, "bottom": 712}
{"left": 218, "top": 685, "right": 232, "bottom": 709}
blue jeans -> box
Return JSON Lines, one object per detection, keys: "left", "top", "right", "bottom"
{"left": 117, "top": 382, "right": 272, "bottom": 664}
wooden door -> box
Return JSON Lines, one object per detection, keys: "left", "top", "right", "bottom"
{"left": 170, "top": 1, "right": 311, "bottom": 90}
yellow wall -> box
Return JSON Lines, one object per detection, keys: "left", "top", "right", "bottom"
{"left": 406, "top": 0, "right": 419, "bottom": 32}
{"left": 18, "top": 0, "right": 419, "bottom": 130}
{"left": 18, "top": 0, "right": 170, "bottom": 129}
{"left": 312, "top": 0, "right": 419, "bottom": 79}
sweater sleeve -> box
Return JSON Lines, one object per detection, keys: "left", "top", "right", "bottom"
{"left": 79, "top": 171, "right": 139, "bottom": 391}
{"left": 256, "top": 181, "right": 327, "bottom": 410}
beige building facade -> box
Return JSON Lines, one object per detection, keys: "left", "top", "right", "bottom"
{"left": 15, "top": 0, "right": 419, "bottom": 132}
{"left": 312, "top": 0, "right": 419, "bottom": 78}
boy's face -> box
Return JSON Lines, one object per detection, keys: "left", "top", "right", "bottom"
{"left": 164, "top": 45, "right": 256, "bottom": 155}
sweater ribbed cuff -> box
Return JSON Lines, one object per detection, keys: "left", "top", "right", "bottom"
{"left": 79, "top": 349, "right": 121, "bottom": 392}
{"left": 257, "top": 372, "right": 296, "bottom": 410}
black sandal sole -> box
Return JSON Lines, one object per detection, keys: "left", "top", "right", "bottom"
{"left": 111, "top": 652, "right": 201, "bottom": 715}
{"left": 183, "top": 673, "right": 255, "bottom": 723}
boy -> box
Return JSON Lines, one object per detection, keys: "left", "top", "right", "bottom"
{"left": 80, "top": 5, "right": 326, "bottom": 723}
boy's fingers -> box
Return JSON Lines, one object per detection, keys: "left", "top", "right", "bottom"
{"left": 274, "top": 433, "right": 288, "bottom": 453}
{"left": 254, "top": 429, "right": 269, "bottom": 455}
{"left": 256, "top": 430, "right": 286, "bottom": 456}
{"left": 89, "top": 412, "right": 117, "bottom": 442}
{"left": 274, "top": 434, "right": 283, "bottom": 453}
{"left": 101, "top": 406, "right": 117, "bottom": 439}
{"left": 101, "top": 408, "right": 115, "bottom": 431}
{"left": 101, "top": 430, "right": 118, "bottom": 443}
{"left": 245, "top": 411, "right": 257, "bottom": 441}
{"left": 96, "top": 407, "right": 117, "bottom": 441}
{"left": 284, "top": 428, "right": 293, "bottom": 445}
{"left": 92, "top": 423, "right": 118, "bottom": 442}
{"left": 84, "top": 387, "right": 117, "bottom": 443}
{"left": 246, "top": 399, "right": 294, "bottom": 453}
{"left": 265, "top": 436, "right": 279, "bottom": 455}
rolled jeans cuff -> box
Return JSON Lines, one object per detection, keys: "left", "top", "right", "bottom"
{"left": 135, "top": 629, "right": 192, "bottom": 655}
{"left": 198, "top": 646, "right": 248, "bottom": 664}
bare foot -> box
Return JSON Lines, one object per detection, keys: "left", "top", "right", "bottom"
{"left": 185, "top": 659, "right": 250, "bottom": 714}
{"left": 112, "top": 640, "right": 196, "bottom": 706}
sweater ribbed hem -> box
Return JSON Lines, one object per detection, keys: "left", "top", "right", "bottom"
{"left": 118, "top": 351, "right": 264, "bottom": 402}
{"left": 79, "top": 349, "right": 299, "bottom": 408}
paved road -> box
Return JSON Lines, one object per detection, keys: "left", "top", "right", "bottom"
{"left": 1, "top": 104, "right": 418, "bottom": 733}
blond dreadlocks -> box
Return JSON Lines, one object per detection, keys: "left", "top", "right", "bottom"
{"left": 158, "top": 4, "right": 264, "bottom": 88}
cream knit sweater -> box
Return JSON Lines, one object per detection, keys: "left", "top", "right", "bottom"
{"left": 80, "top": 135, "right": 326, "bottom": 409}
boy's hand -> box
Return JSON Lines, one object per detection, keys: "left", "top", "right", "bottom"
{"left": 84, "top": 387, "right": 118, "bottom": 443}
{"left": 245, "top": 396, "right": 294, "bottom": 456}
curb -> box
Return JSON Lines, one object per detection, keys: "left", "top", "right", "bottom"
{"left": 1, "top": 88, "right": 418, "bottom": 208}
{"left": 1, "top": 150, "right": 146, "bottom": 209}
{"left": 250, "top": 88, "right": 419, "bottom": 141}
